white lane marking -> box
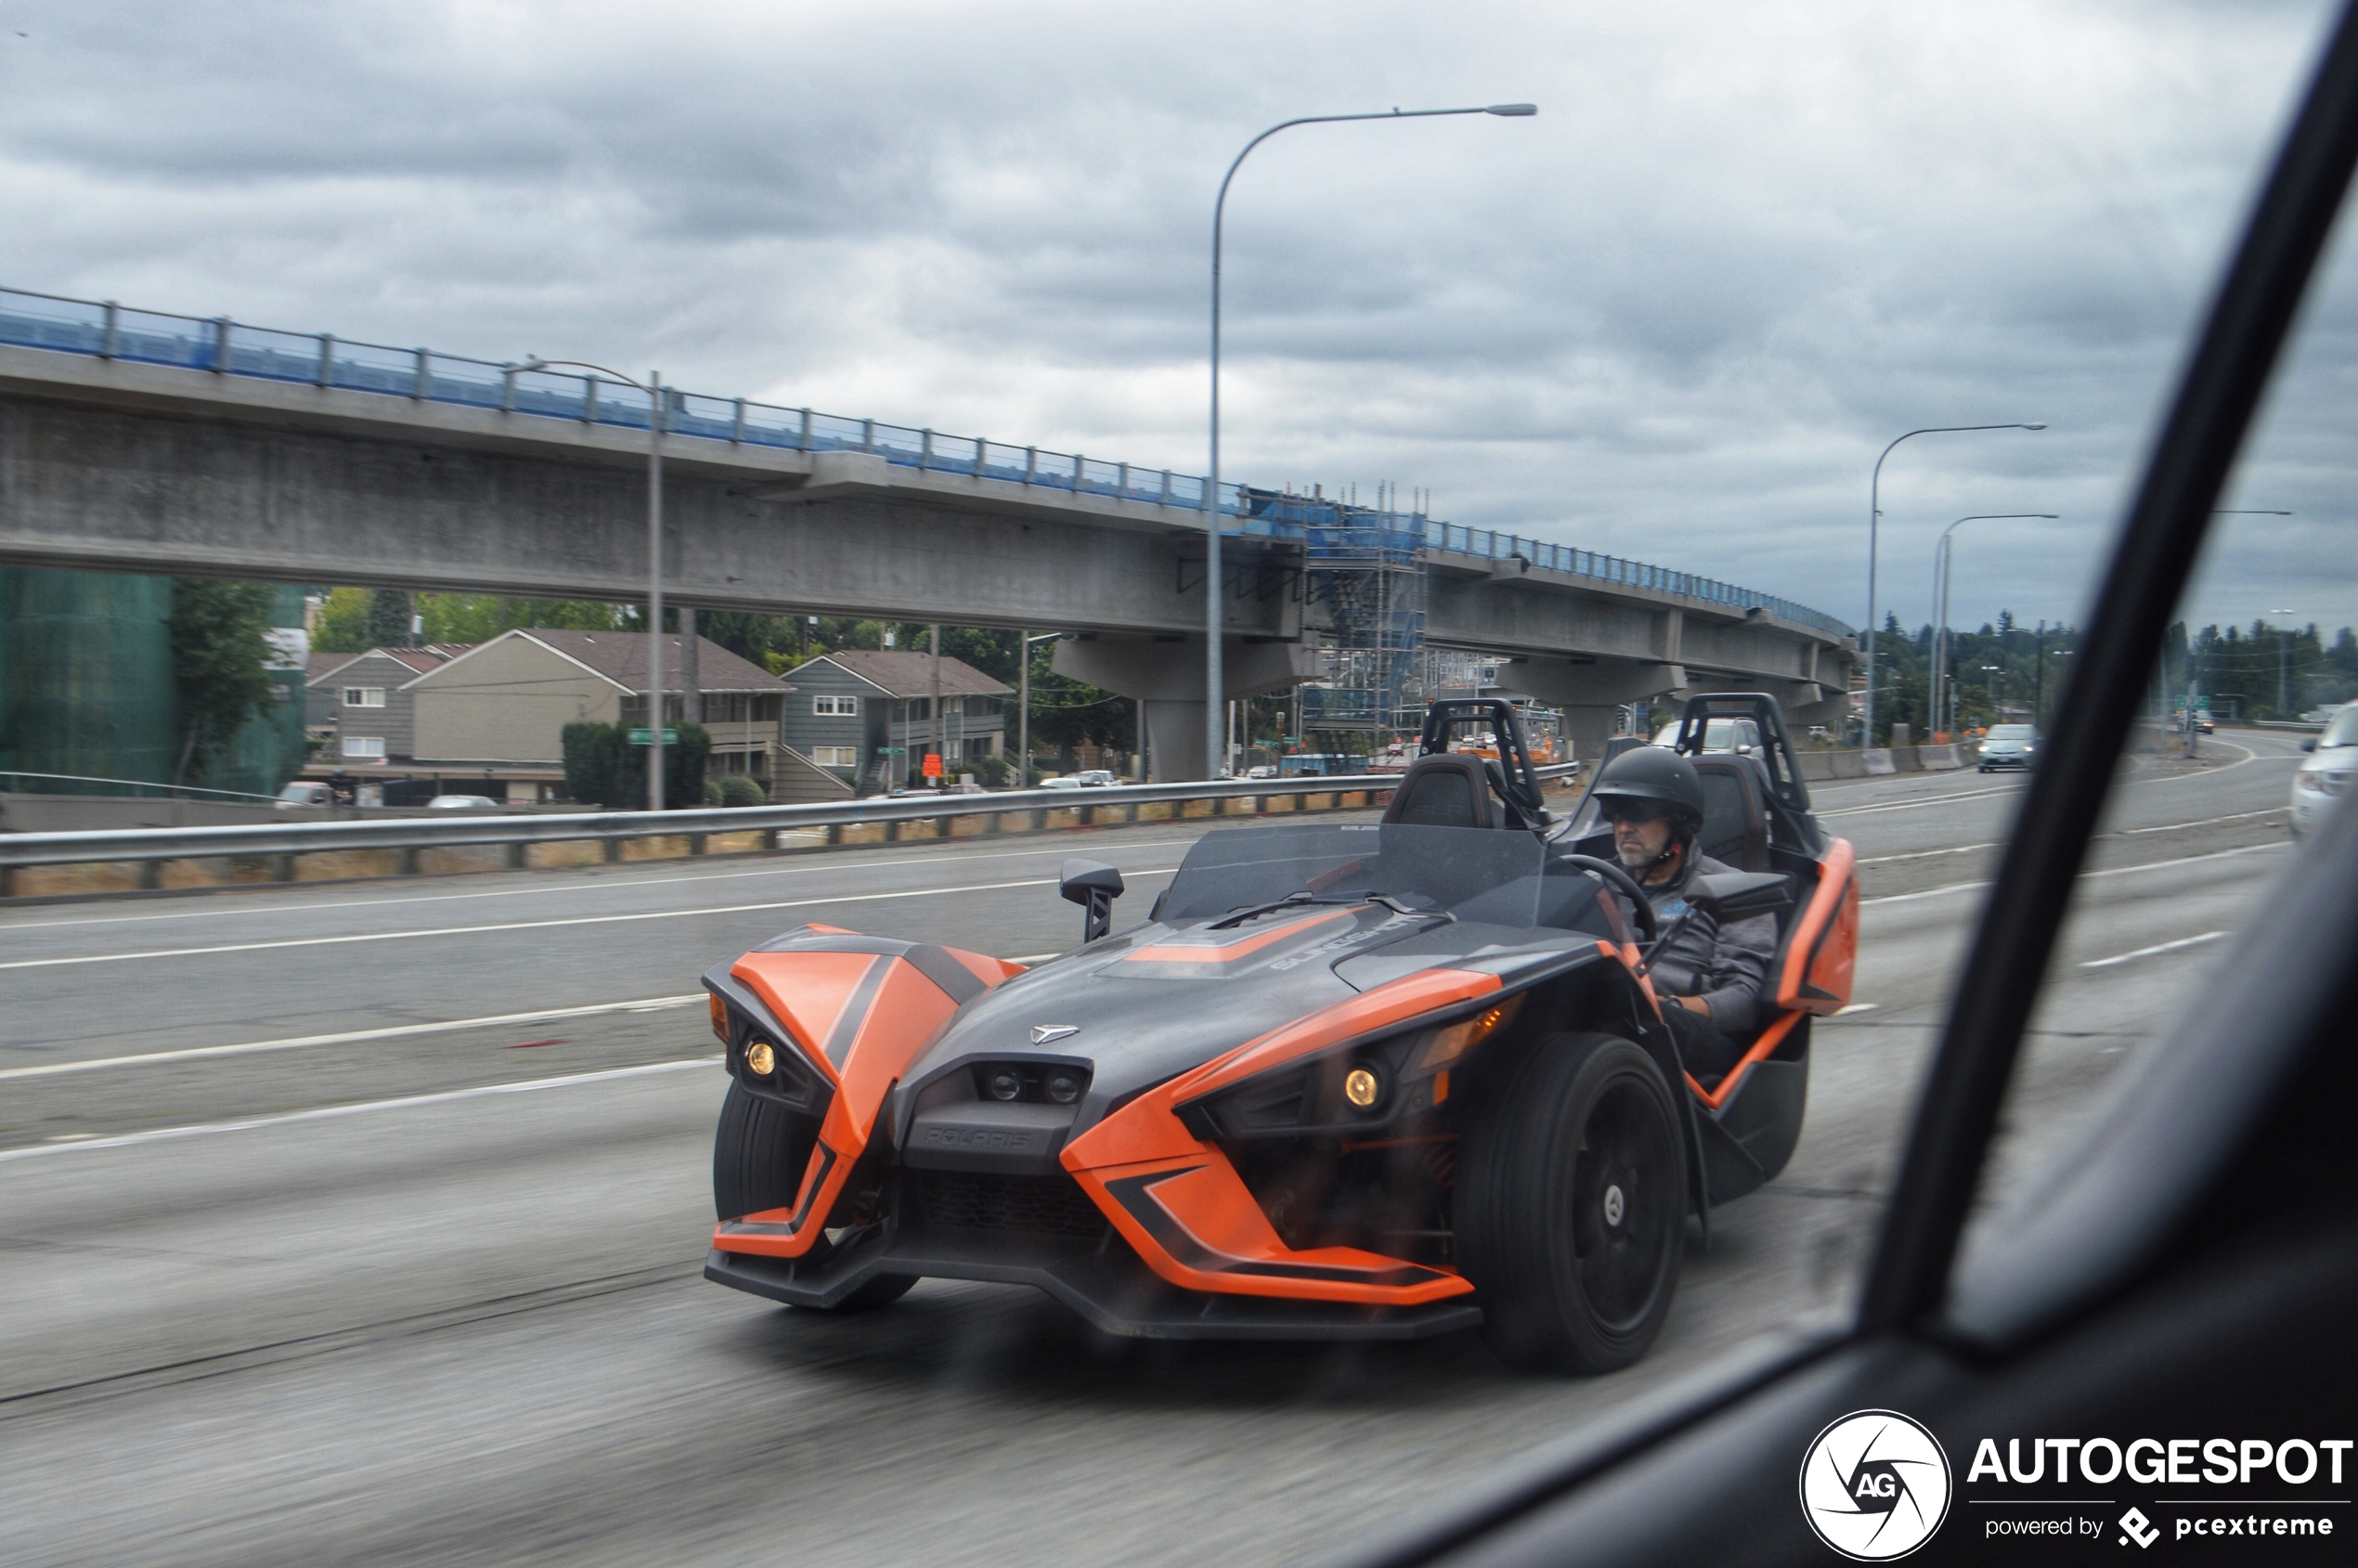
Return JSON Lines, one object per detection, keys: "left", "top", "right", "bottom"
{"left": 2080, "top": 931, "right": 2226, "bottom": 969}
{"left": 0, "top": 1057, "right": 721, "bottom": 1163}
{"left": 1857, "top": 842, "right": 1999, "bottom": 865}
{"left": 2120, "top": 806, "right": 2287, "bottom": 834}
{"left": 1833, "top": 1003, "right": 1879, "bottom": 1016}
{"left": 0, "top": 867, "right": 1180, "bottom": 972}
{"left": 1853, "top": 806, "right": 2288, "bottom": 866}
{"left": 1819, "top": 785, "right": 2021, "bottom": 819}
{"left": 1, "top": 836, "right": 1209, "bottom": 932}
{"left": 0, "top": 994, "right": 708, "bottom": 1082}
{"left": 1862, "top": 839, "right": 2289, "bottom": 907}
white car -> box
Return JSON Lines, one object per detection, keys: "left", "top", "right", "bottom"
{"left": 2291, "top": 705, "right": 2357, "bottom": 837}
{"left": 1652, "top": 717, "right": 1763, "bottom": 753}
{"left": 1245, "top": 764, "right": 1277, "bottom": 780}
{"left": 274, "top": 781, "right": 332, "bottom": 809}
{"left": 1073, "top": 769, "right": 1119, "bottom": 787}
{"left": 424, "top": 794, "right": 501, "bottom": 810}
{"left": 1037, "top": 776, "right": 1084, "bottom": 791}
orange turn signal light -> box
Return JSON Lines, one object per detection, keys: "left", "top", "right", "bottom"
{"left": 745, "top": 1040, "right": 778, "bottom": 1077}
{"left": 1413, "top": 995, "right": 1522, "bottom": 1074}
{"left": 708, "top": 993, "right": 730, "bottom": 1043}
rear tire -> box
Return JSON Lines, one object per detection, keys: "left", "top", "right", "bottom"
{"left": 713, "top": 1082, "right": 819, "bottom": 1223}
{"left": 1457, "top": 1032, "right": 1686, "bottom": 1375}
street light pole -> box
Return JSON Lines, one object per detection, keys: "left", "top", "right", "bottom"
{"left": 514, "top": 356, "right": 667, "bottom": 810}
{"left": 1864, "top": 423, "right": 2045, "bottom": 745}
{"left": 1208, "top": 101, "right": 1535, "bottom": 780}
{"left": 1930, "top": 514, "right": 2057, "bottom": 740}
{"left": 2273, "top": 608, "right": 2300, "bottom": 717}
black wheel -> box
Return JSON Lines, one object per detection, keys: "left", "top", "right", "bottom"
{"left": 1456, "top": 1032, "right": 1687, "bottom": 1375}
{"left": 712, "top": 1085, "right": 915, "bottom": 1315}
{"left": 714, "top": 1082, "right": 819, "bottom": 1222}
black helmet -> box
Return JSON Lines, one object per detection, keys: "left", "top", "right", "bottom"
{"left": 1590, "top": 746, "right": 1706, "bottom": 833}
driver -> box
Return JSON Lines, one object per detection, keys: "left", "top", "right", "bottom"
{"left": 1588, "top": 747, "right": 1777, "bottom": 1082}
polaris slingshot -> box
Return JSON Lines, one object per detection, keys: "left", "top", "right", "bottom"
{"left": 702, "top": 697, "right": 1858, "bottom": 1372}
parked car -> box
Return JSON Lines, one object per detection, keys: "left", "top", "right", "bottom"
{"left": 423, "top": 794, "right": 500, "bottom": 809}
{"left": 1245, "top": 764, "right": 1277, "bottom": 780}
{"left": 1073, "top": 769, "right": 1118, "bottom": 786}
{"left": 1037, "top": 775, "right": 1083, "bottom": 791}
{"left": 2292, "top": 703, "right": 2356, "bottom": 837}
{"left": 1977, "top": 723, "right": 2039, "bottom": 771}
{"left": 274, "top": 781, "right": 332, "bottom": 809}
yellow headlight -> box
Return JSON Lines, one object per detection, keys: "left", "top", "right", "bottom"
{"left": 1343, "top": 1067, "right": 1380, "bottom": 1109}
{"left": 745, "top": 1040, "right": 778, "bottom": 1077}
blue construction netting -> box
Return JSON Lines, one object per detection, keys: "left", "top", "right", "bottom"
{"left": 0, "top": 285, "right": 1852, "bottom": 639}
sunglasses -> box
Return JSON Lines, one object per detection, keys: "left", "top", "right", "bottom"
{"left": 1600, "top": 799, "right": 1673, "bottom": 826}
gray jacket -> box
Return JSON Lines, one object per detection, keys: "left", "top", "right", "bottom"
{"left": 1644, "top": 852, "right": 1778, "bottom": 1036}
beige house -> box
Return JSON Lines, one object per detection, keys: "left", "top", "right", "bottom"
{"left": 407, "top": 629, "right": 795, "bottom": 797}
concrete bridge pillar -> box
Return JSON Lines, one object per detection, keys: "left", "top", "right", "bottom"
{"left": 1496, "top": 660, "right": 1686, "bottom": 769}
{"left": 1053, "top": 636, "right": 1315, "bottom": 782}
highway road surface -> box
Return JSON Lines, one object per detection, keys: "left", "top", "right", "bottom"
{"left": 0, "top": 733, "right": 2307, "bottom": 1567}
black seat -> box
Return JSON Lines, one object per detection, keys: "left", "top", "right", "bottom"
{"left": 1381, "top": 755, "right": 1498, "bottom": 830}
{"left": 1689, "top": 755, "right": 1772, "bottom": 872}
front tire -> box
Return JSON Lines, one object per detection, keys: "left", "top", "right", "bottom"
{"left": 1456, "top": 1032, "right": 1687, "bottom": 1375}
{"left": 713, "top": 1082, "right": 818, "bottom": 1222}
{"left": 712, "top": 1085, "right": 914, "bottom": 1315}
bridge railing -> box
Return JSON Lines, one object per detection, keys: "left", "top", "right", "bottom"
{"left": 0, "top": 765, "right": 1584, "bottom": 895}
{"left": 0, "top": 284, "right": 1848, "bottom": 638}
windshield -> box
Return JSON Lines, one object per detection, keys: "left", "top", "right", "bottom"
{"left": 2322, "top": 706, "right": 2358, "bottom": 747}
{"left": 1159, "top": 822, "right": 1546, "bottom": 927}
{"left": 1988, "top": 725, "right": 2035, "bottom": 740}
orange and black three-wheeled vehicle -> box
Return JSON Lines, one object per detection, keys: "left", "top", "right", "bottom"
{"left": 703, "top": 695, "right": 1857, "bottom": 1372}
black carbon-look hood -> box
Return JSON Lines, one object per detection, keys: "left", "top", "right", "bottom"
{"left": 902, "top": 902, "right": 1449, "bottom": 1134}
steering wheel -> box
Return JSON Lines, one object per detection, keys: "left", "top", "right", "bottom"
{"left": 1553, "top": 853, "right": 1658, "bottom": 942}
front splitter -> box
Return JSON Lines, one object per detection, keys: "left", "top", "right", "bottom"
{"left": 706, "top": 1229, "right": 1483, "bottom": 1341}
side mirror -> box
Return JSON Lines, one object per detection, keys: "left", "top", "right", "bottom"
{"left": 1691, "top": 871, "right": 1794, "bottom": 921}
{"left": 1060, "top": 859, "right": 1125, "bottom": 942}
{"left": 2301, "top": 737, "right": 2317, "bottom": 752}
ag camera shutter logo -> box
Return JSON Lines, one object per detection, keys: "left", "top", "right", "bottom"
{"left": 1799, "top": 1409, "right": 1952, "bottom": 1561}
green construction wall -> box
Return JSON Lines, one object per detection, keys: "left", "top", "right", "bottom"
{"left": 0, "top": 567, "right": 179, "bottom": 789}
{"left": 0, "top": 569, "right": 307, "bottom": 797}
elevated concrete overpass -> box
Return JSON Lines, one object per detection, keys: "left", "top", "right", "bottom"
{"left": 0, "top": 289, "right": 1853, "bottom": 774}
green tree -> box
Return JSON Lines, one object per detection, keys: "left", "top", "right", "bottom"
{"left": 170, "top": 579, "right": 280, "bottom": 787}
{"left": 421, "top": 594, "right": 621, "bottom": 642}
{"left": 311, "top": 586, "right": 374, "bottom": 653}
{"left": 365, "top": 589, "right": 414, "bottom": 648}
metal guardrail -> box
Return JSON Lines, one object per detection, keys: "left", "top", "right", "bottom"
{"left": 0, "top": 765, "right": 1583, "bottom": 881}
{"left": 0, "top": 283, "right": 1848, "bottom": 638}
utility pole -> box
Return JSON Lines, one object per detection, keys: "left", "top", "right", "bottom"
{"left": 1017, "top": 628, "right": 1030, "bottom": 786}
{"left": 2033, "top": 621, "right": 2045, "bottom": 727}
{"left": 928, "top": 623, "right": 942, "bottom": 790}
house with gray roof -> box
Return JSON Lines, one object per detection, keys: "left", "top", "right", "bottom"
{"left": 400, "top": 628, "right": 797, "bottom": 797}
{"left": 781, "top": 649, "right": 1011, "bottom": 791}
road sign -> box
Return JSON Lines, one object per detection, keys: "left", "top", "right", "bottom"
{"left": 627, "top": 728, "right": 679, "bottom": 745}
{"left": 876, "top": 746, "right": 907, "bottom": 756}
{"left": 922, "top": 753, "right": 943, "bottom": 779}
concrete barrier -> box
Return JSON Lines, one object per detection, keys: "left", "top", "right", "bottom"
{"left": 1861, "top": 748, "right": 1897, "bottom": 776}
{"left": 1919, "top": 744, "right": 1963, "bottom": 771}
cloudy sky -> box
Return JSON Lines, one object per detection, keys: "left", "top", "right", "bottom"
{"left": 2, "top": 0, "right": 2352, "bottom": 635}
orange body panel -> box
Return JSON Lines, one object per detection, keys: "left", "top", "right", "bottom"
{"left": 1775, "top": 837, "right": 1858, "bottom": 1016}
{"left": 1056, "top": 966, "right": 1499, "bottom": 1304}
{"left": 717, "top": 937, "right": 1013, "bottom": 1259}
{"left": 730, "top": 950, "right": 877, "bottom": 1075}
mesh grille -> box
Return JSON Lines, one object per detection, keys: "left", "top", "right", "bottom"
{"left": 912, "top": 1171, "right": 1110, "bottom": 1238}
